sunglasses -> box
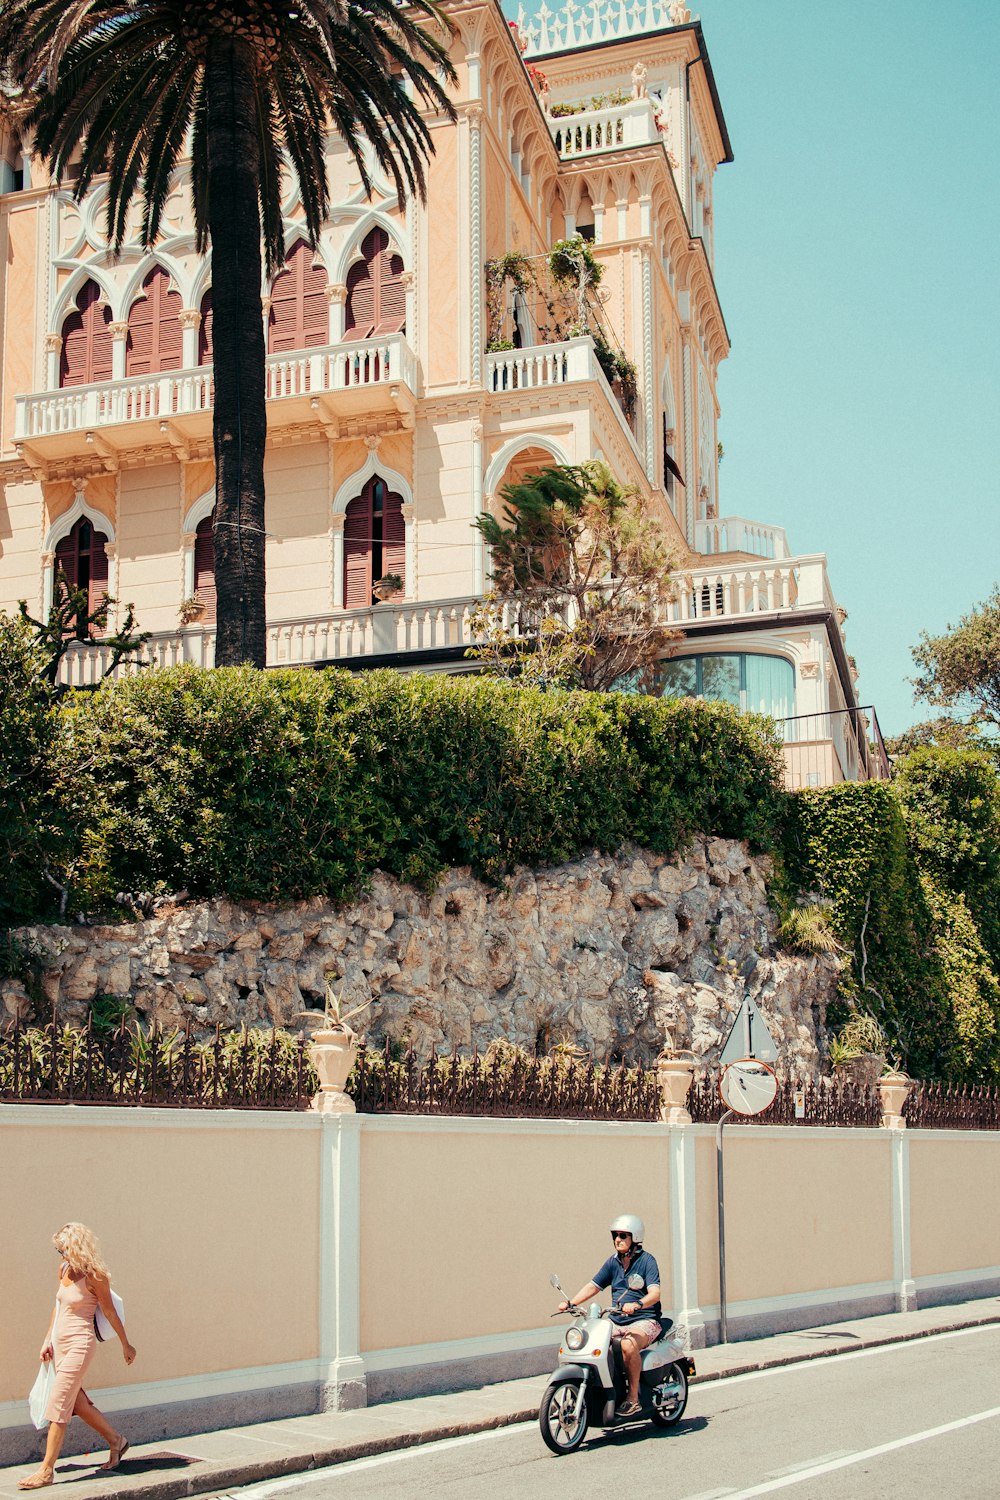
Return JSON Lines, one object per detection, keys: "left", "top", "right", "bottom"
{"left": 611, "top": 1230, "right": 633, "bottom": 1240}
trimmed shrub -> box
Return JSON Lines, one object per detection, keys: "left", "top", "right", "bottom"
{"left": 50, "top": 666, "right": 787, "bottom": 913}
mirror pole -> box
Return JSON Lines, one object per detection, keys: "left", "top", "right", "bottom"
{"left": 716, "top": 1108, "right": 735, "bottom": 1345}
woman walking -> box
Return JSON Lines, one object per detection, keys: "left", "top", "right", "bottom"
{"left": 19, "top": 1224, "right": 136, "bottom": 1490}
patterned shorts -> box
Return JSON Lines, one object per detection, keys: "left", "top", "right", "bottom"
{"left": 610, "top": 1319, "right": 661, "bottom": 1349}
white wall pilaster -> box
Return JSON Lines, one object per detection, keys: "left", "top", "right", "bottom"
{"left": 331, "top": 513, "right": 346, "bottom": 610}
{"left": 668, "top": 1126, "right": 706, "bottom": 1351}
{"left": 318, "top": 1114, "right": 367, "bottom": 1410}
{"left": 890, "top": 1130, "right": 916, "bottom": 1313}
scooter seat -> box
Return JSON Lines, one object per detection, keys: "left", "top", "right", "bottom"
{"left": 651, "top": 1318, "right": 673, "bottom": 1343}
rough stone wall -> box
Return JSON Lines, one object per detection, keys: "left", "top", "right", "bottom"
{"left": 4, "top": 839, "right": 838, "bottom": 1070}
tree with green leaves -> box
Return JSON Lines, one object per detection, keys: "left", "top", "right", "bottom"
{"left": 0, "top": 0, "right": 455, "bottom": 667}
{"left": 911, "top": 585, "right": 1000, "bottom": 737}
{"left": 469, "top": 461, "right": 678, "bottom": 693}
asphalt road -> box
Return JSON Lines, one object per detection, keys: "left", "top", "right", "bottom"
{"left": 223, "top": 1324, "right": 1000, "bottom": 1500}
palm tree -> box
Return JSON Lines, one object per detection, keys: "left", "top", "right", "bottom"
{"left": 0, "top": 1, "right": 455, "bottom": 666}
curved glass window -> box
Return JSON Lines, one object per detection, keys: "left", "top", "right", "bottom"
{"left": 658, "top": 653, "right": 794, "bottom": 721}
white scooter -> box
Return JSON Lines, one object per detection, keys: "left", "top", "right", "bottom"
{"left": 539, "top": 1273, "right": 694, "bottom": 1455}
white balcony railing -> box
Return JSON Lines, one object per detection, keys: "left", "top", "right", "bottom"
{"left": 667, "top": 556, "right": 835, "bottom": 625}
{"left": 486, "top": 335, "right": 640, "bottom": 450}
{"left": 56, "top": 596, "right": 486, "bottom": 688}
{"left": 548, "top": 98, "right": 660, "bottom": 159}
{"left": 57, "top": 556, "right": 840, "bottom": 689}
{"left": 14, "top": 334, "right": 418, "bottom": 442}
{"left": 695, "top": 517, "right": 791, "bottom": 561}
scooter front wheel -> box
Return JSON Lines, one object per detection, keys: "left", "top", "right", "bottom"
{"left": 539, "top": 1378, "right": 590, "bottom": 1455}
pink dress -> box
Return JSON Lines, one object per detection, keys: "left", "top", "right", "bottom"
{"left": 45, "top": 1272, "right": 97, "bottom": 1424}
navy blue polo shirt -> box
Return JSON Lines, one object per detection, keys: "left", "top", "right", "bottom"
{"left": 593, "top": 1247, "right": 662, "bottom": 1326}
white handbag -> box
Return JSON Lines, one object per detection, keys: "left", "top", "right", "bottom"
{"left": 95, "top": 1289, "right": 126, "bottom": 1342}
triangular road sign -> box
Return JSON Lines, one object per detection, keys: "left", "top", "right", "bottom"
{"left": 719, "top": 995, "right": 779, "bottom": 1066}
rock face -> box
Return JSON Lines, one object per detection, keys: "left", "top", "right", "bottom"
{"left": 4, "top": 840, "right": 838, "bottom": 1071}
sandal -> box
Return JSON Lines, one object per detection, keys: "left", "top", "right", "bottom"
{"left": 100, "top": 1437, "right": 129, "bottom": 1471}
{"left": 18, "top": 1473, "right": 54, "bottom": 1490}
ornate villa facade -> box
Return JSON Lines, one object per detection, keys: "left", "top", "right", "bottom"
{"left": 0, "top": 0, "right": 887, "bottom": 788}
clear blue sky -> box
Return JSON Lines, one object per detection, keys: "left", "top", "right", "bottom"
{"left": 514, "top": 0, "right": 1000, "bottom": 736}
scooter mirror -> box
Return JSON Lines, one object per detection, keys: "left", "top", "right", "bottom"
{"left": 549, "top": 1273, "right": 563, "bottom": 1291}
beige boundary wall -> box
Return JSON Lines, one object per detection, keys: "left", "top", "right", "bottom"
{"left": 2, "top": 1108, "right": 999, "bottom": 1463}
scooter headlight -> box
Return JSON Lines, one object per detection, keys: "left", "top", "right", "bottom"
{"left": 565, "top": 1325, "right": 586, "bottom": 1351}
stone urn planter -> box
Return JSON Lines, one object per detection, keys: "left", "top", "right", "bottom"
{"left": 300, "top": 981, "right": 371, "bottom": 1115}
{"left": 656, "top": 1050, "right": 696, "bottom": 1124}
{"left": 372, "top": 573, "right": 403, "bottom": 603}
{"left": 878, "top": 1070, "right": 912, "bottom": 1130}
{"left": 307, "top": 1028, "right": 358, "bottom": 1114}
{"left": 838, "top": 1051, "right": 885, "bottom": 1090}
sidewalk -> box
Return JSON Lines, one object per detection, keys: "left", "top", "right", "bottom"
{"left": 4, "top": 1298, "right": 998, "bottom": 1500}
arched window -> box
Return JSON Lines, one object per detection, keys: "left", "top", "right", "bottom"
{"left": 60, "top": 280, "right": 113, "bottom": 388}
{"left": 54, "top": 516, "right": 110, "bottom": 636}
{"left": 126, "top": 266, "right": 183, "bottom": 376}
{"left": 198, "top": 290, "right": 213, "bottom": 365}
{"left": 193, "top": 514, "right": 216, "bottom": 621}
{"left": 0, "top": 137, "right": 26, "bottom": 193}
{"left": 344, "top": 228, "right": 406, "bottom": 341}
{"left": 343, "top": 475, "right": 405, "bottom": 609}
{"left": 268, "top": 239, "right": 328, "bottom": 353}
{"left": 658, "top": 653, "right": 795, "bottom": 721}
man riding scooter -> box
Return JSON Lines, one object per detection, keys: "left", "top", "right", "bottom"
{"left": 558, "top": 1213, "right": 662, "bottom": 1418}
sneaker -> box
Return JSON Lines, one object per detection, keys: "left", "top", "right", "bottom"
{"left": 615, "top": 1399, "right": 641, "bottom": 1418}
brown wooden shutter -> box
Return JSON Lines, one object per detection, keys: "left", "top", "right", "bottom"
{"left": 343, "top": 495, "right": 372, "bottom": 609}
{"left": 268, "top": 240, "right": 328, "bottom": 353}
{"left": 382, "top": 490, "right": 405, "bottom": 580}
{"left": 344, "top": 229, "right": 407, "bottom": 340}
{"left": 375, "top": 249, "right": 406, "bottom": 335}
{"left": 54, "top": 533, "right": 78, "bottom": 590}
{"left": 88, "top": 528, "right": 109, "bottom": 616}
{"left": 60, "top": 280, "right": 113, "bottom": 387}
{"left": 198, "top": 290, "right": 213, "bottom": 365}
{"left": 194, "top": 515, "right": 217, "bottom": 621}
{"left": 126, "top": 266, "right": 182, "bottom": 376}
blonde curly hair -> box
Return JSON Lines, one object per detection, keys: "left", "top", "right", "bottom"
{"left": 52, "top": 1223, "right": 108, "bottom": 1279}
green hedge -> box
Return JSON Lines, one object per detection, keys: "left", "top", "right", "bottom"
{"left": 0, "top": 617, "right": 63, "bottom": 926}
{"left": 788, "top": 780, "right": 1000, "bottom": 1081}
{"left": 25, "top": 665, "right": 788, "bottom": 916}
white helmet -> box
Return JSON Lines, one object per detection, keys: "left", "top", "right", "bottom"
{"left": 609, "top": 1213, "right": 644, "bottom": 1243}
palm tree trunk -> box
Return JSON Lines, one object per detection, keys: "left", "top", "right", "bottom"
{"left": 205, "top": 36, "right": 267, "bottom": 668}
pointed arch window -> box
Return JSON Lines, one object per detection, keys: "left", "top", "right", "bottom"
{"left": 343, "top": 476, "right": 405, "bottom": 610}
{"left": 54, "top": 516, "right": 110, "bottom": 635}
{"left": 198, "top": 290, "right": 214, "bottom": 366}
{"left": 193, "top": 514, "right": 217, "bottom": 622}
{"left": 344, "top": 228, "right": 406, "bottom": 340}
{"left": 268, "top": 239, "right": 328, "bottom": 354}
{"left": 126, "top": 266, "right": 183, "bottom": 377}
{"left": 60, "top": 280, "right": 113, "bottom": 388}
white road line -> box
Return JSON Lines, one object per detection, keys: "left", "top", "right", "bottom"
{"left": 716, "top": 1320, "right": 1000, "bottom": 1386}
{"left": 712, "top": 1404, "right": 1000, "bottom": 1498}
{"left": 229, "top": 1424, "right": 529, "bottom": 1500}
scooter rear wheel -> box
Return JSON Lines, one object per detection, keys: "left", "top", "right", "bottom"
{"left": 539, "top": 1378, "right": 589, "bottom": 1455}
{"left": 649, "top": 1362, "right": 688, "bottom": 1427}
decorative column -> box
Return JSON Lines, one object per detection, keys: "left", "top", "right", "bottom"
{"left": 178, "top": 308, "right": 201, "bottom": 368}
{"left": 108, "top": 322, "right": 129, "bottom": 382}
{"left": 317, "top": 1114, "right": 367, "bottom": 1411}
{"left": 261, "top": 295, "right": 272, "bottom": 348}
{"left": 44, "top": 333, "right": 62, "bottom": 390}
{"left": 667, "top": 1124, "right": 705, "bottom": 1350}
{"left": 326, "top": 284, "right": 347, "bottom": 344}
{"left": 181, "top": 531, "right": 197, "bottom": 600}
{"left": 41, "top": 550, "right": 55, "bottom": 615}
{"left": 468, "top": 106, "right": 484, "bottom": 386}
{"left": 471, "top": 420, "right": 485, "bottom": 595}
{"left": 641, "top": 247, "right": 656, "bottom": 481}
{"left": 400, "top": 502, "right": 416, "bottom": 599}
{"left": 681, "top": 330, "right": 695, "bottom": 547}
{"left": 400, "top": 271, "right": 416, "bottom": 353}
{"left": 331, "top": 512, "right": 346, "bottom": 610}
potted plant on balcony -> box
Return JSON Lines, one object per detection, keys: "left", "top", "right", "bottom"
{"left": 178, "top": 595, "right": 207, "bottom": 625}
{"left": 372, "top": 572, "right": 404, "bottom": 603}
{"left": 299, "top": 977, "right": 372, "bottom": 1114}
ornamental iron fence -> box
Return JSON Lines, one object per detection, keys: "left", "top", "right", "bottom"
{"left": 0, "top": 1014, "right": 312, "bottom": 1110}
{"left": 3, "top": 1017, "right": 1000, "bottom": 1129}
